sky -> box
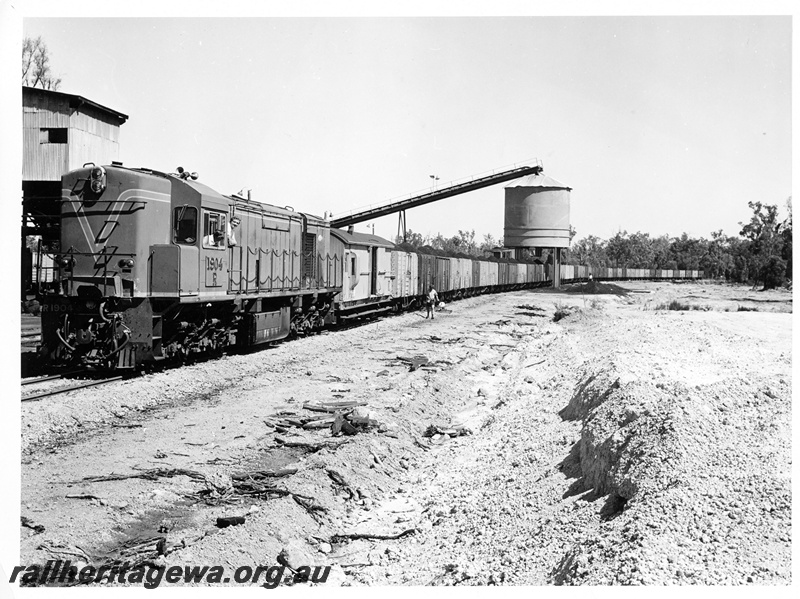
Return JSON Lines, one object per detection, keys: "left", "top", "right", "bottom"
{"left": 6, "top": 5, "right": 793, "bottom": 245}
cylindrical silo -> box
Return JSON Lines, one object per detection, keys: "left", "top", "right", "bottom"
{"left": 503, "top": 173, "right": 571, "bottom": 248}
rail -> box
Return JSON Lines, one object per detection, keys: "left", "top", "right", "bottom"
{"left": 21, "top": 376, "right": 124, "bottom": 402}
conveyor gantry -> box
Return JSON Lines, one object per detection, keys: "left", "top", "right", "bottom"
{"left": 329, "top": 163, "right": 543, "bottom": 229}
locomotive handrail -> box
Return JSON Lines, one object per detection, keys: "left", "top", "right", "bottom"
{"left": 229, "top": 246, "right": 243, "bottom": 293}
{"left": 230, "top": 246, "right": 343, "bottom": 295}
{"left": 257, "top": 247, "right": 268, "bottom": 290}
{"left": 58, "top": 246, "right": 129, "bottom": 297}
{"left": 61, "top": 249, "right": 137, "bottom": 257}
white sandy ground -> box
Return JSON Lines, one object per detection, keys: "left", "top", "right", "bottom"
{"left": 19, "top": 280, "right": 791, "bottom": 586}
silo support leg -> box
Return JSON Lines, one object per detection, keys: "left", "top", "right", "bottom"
{"left": 553, "top": 247, "right": 561, "bottom": 289}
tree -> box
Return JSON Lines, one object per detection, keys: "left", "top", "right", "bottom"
{"left": 571, "top": 235, "right": 607, "bottom": 267}
{"left": 701, "top": 230, "right": 733, "bottom": 279}
{"left": 428, "top": 233, "right": 453, "bottom": 253}
{"left": 606, "top": 230, "right": 632, "bottom": 267}
{"left": 780, "top": 196, "right": 792, "bottom": 281}
{"left": 393, "top": 229, "right": 426, "bottom": 248}
{"left": 650, "top": 235, "right": 674, "bottom": 269}
{"left": 739, "top": 201, "right": 786, "bottom": 289}
{"left": 670, "top": 233, "right": 708, "bottom": 270}
{"left": 626, "top": 232, "right": 657, "bottom": 268}
{"left": 22, "top": 36, "right": 62, "bottom": 90}
{"left": 479, "top": 233, "right": 497, "bottom": 254}
{"left": 454, "top": 229, "right": 479, "bottom": 255}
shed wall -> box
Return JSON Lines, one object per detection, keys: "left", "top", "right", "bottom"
{"left": 23, "top": 91, "right": 122, "bottom": 182}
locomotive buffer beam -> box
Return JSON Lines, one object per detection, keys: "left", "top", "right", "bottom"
{"left": 330, "top": 164, "right": 542, "bottom": 228}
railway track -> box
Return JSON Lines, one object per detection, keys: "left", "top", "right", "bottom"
{"left": 21, "top": 376, "right": 124, "bottom": 403}
{"left": 21, "top": 374, "right": 64, "bottom": 386}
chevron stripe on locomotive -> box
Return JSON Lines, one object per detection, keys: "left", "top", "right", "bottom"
{"left": 39, "top": 164, "right": 703, "bottom": 370}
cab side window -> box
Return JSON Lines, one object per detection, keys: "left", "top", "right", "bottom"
{"left": 203, "top": 210, "right": 227, "bottom": 249}
{"left": 173, "top": 206, "right": 197, "bottom": 244}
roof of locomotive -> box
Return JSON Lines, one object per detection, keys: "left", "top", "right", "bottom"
{"left": 120, "top": 166, "right": 230, "bottom": 202}
{"left": 227, "top": 194, "right": 316, "bottom": 221}
{"left": 114, "top": 165, "right": 326, "bottom": 221}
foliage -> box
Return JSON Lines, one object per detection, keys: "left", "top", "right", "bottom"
{"left": 552, "top": 301, "right": 575, "bottom": 322}
{"left": 658, "top": 300, "right": 691, "bottom": 311}
{"left": 761, "top": 256, "right": 787, "bottom": 290}
{"left": 394, "top": 228, "right": 501, "bottom": 257}
{"left": 394, "top": 229, "right": 427, "bottom": 248}
{"left": 570, "top": 199, "right": 791, "bottom": 290}
{"left": 22, "top": 36, "right": 62, "bottom": 90}
{"left": 655, "top": 300, "right": 709, "bottom": 311}
{"left": 571, "top": 235, "right": 607, "bottom": 267}
{"left": 393, "top": 197, "right": 791, "bottom": 290}
{"left": 739, "top": 200, "right": 789, "bottom": 289}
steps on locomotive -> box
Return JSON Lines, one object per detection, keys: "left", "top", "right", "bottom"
{"left": 152, "top": 314, "right": 164, "bottom": 359}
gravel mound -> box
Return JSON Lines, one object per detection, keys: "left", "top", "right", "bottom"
{"left": 570, "top": 374, "right": 681, "bottom": 502}
{"left": 548, "top": 327, "right": 792, "bottom": 584}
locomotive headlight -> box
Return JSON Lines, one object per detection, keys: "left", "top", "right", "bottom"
{"left": 59, "top": 257, "right": 75, "bottom": 270}
{"left": 89, "top": 165, "right": 107, "bottom": 194}
{"left": 118, "top": 258, "right": 135, "bottom": 269}
{"left": 85, "top": 299, "right": 98, "bottom": 310}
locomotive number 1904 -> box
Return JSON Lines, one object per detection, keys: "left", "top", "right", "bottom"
{"left": 40, "top": 302, "right": 72, "bottom": 313}
{"left": 205, "top": 256, "right": 224, "bottom": 287}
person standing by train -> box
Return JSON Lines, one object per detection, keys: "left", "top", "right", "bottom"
{"left": 425, "top": 286, "right": 439, "bottom": 319}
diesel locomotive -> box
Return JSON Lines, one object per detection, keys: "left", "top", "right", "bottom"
{"left": 39, "top": 163, "right": 340, "bottom": 370}
{"left": 37, "top": 163, "right": 702, "bottom": 371}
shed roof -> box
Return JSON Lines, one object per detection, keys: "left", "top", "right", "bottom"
{"left": 505, "top": 173, "right": 571, "bottom": 191}
{"left": 23, "top": 86, "right": 128, "bottom": 124}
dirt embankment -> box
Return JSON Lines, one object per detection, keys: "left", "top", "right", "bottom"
{"left": 19, "top": 282, "right": 792, "bottom": 586}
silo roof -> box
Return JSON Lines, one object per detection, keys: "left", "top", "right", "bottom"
{"left": 505, "top": 173, "right": 572, "bottom": 191}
